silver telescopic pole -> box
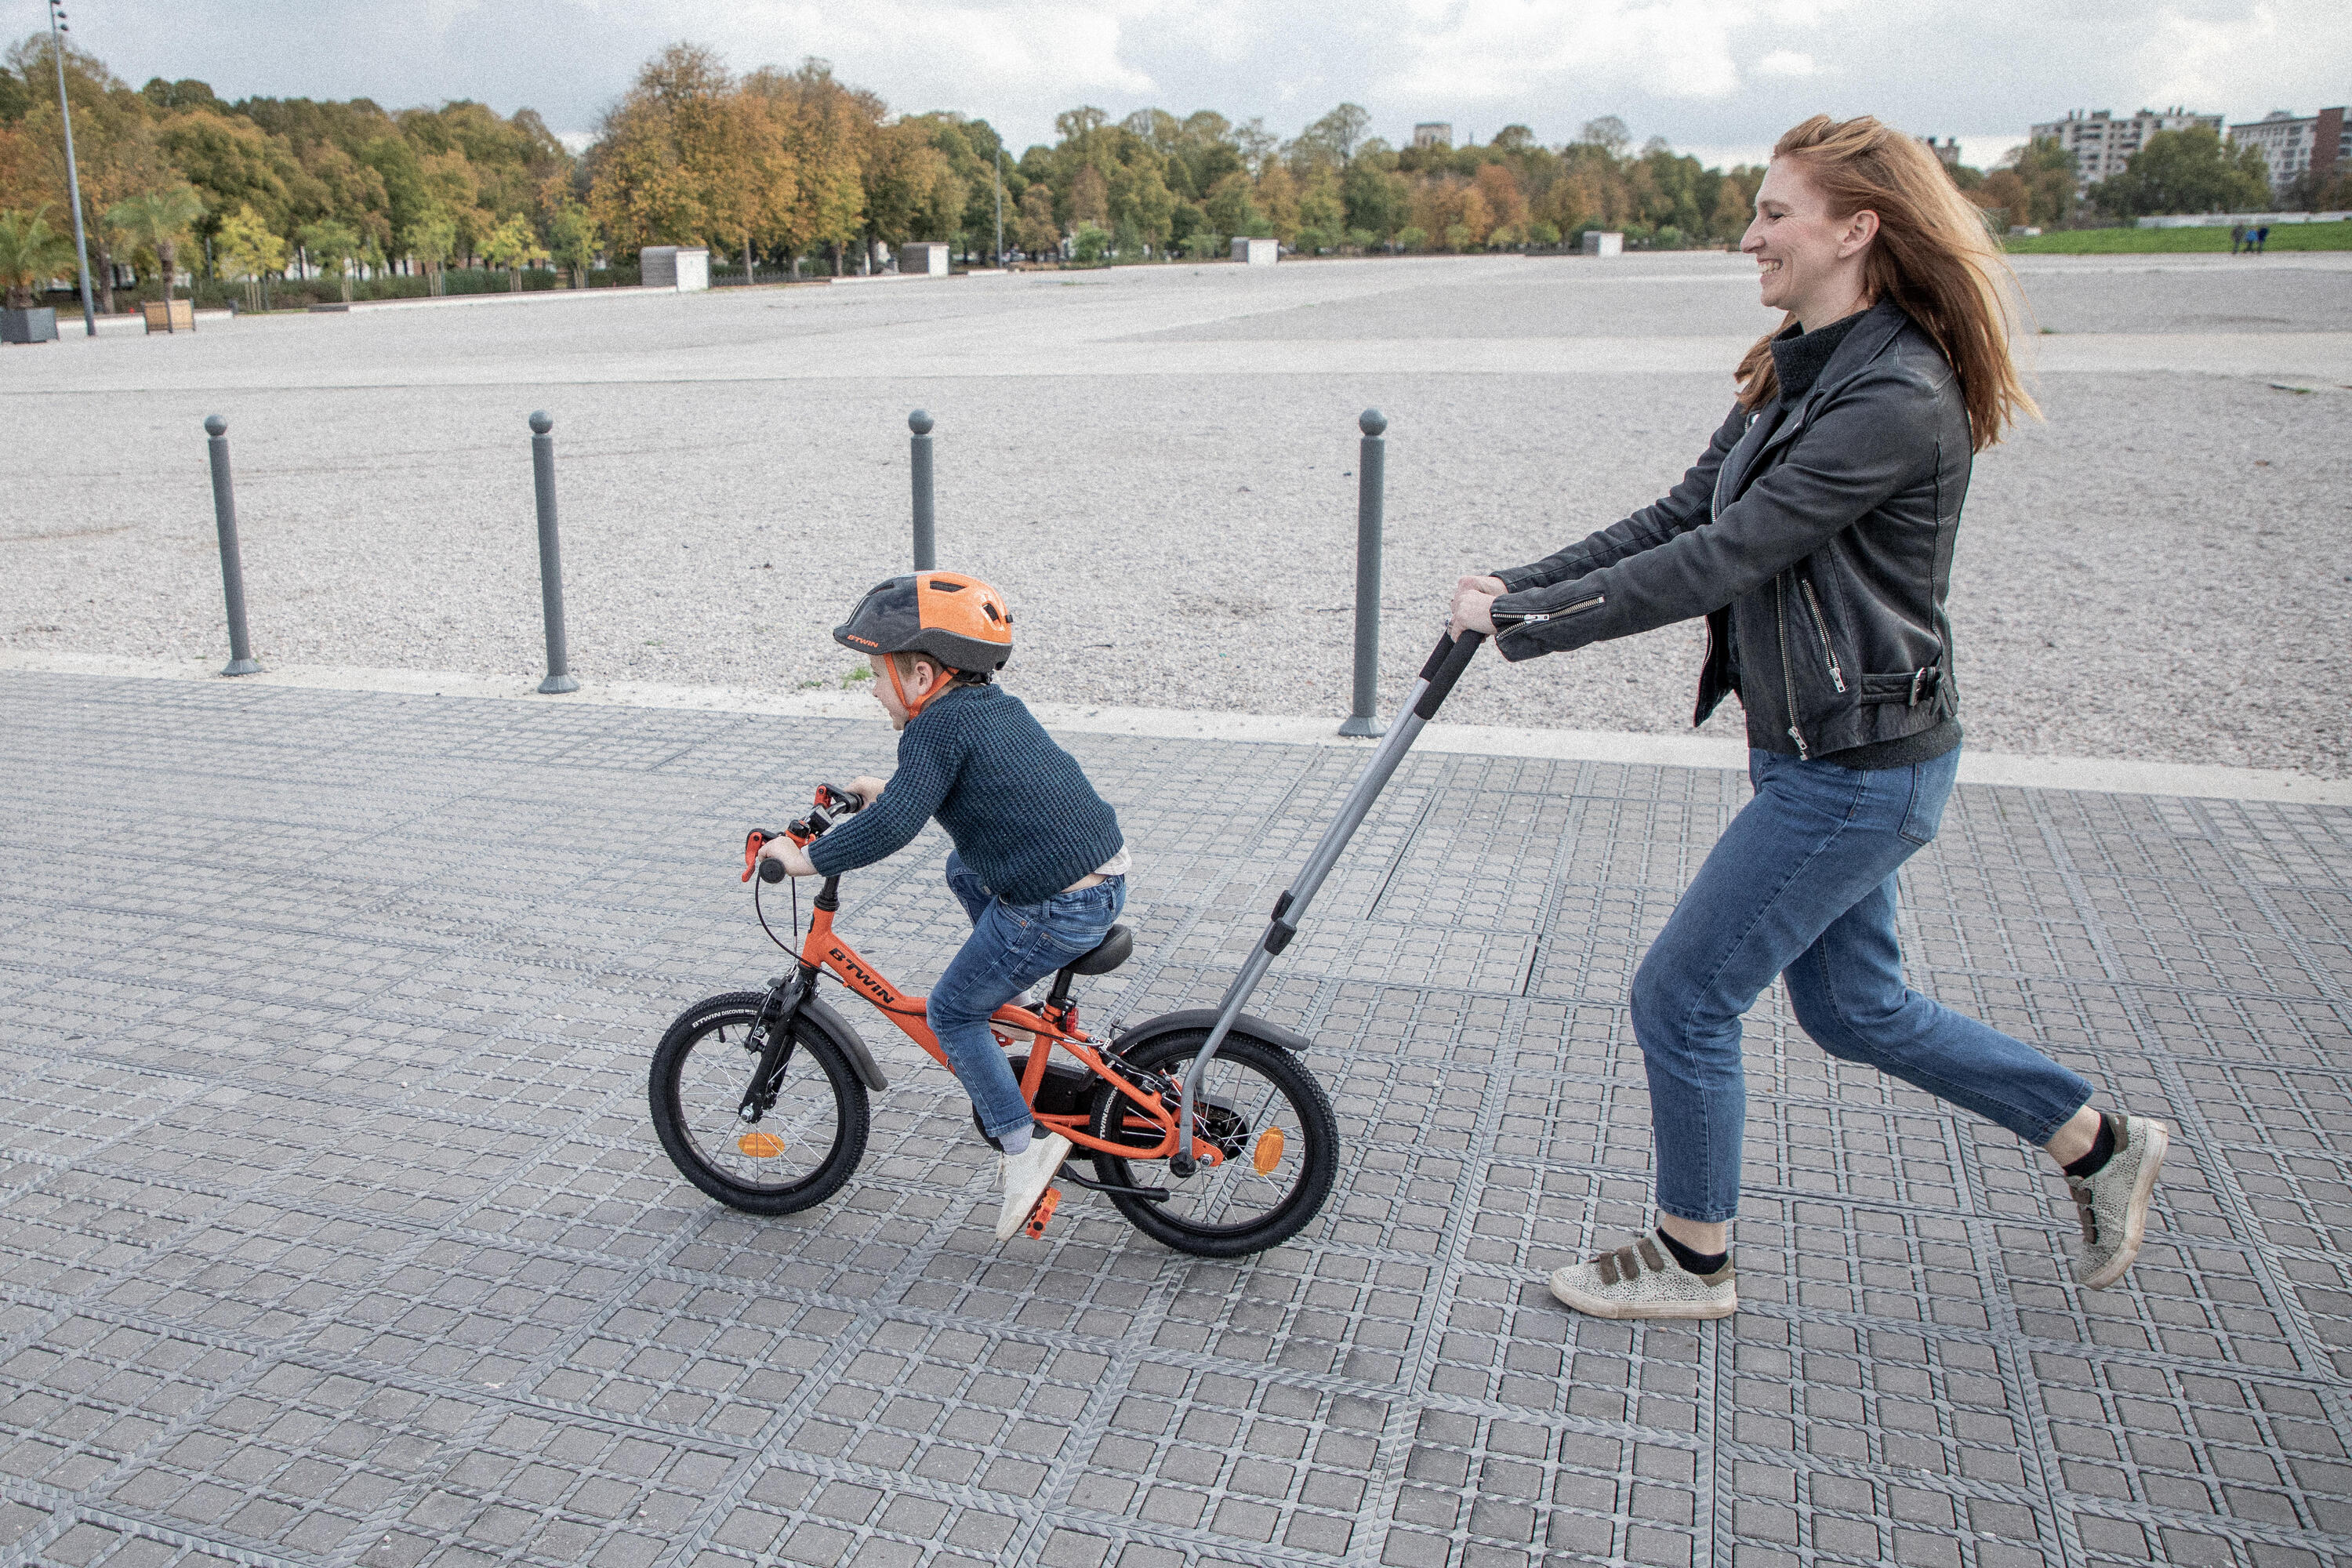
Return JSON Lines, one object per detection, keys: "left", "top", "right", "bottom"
{"left": 48, "top": 2, "right": 97, "bottom": 337}
{"left": 994, "top": 149, "right": 1004, "bottom": 266}
{"left": 1167, "top": 630, "right": 1486, "bottom": 1176}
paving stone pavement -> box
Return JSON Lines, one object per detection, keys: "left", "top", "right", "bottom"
{"left": 2, "top": 671, "right": 2349, "bottom": 1568}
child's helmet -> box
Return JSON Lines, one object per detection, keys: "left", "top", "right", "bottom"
{"left": 833, "top": 572, "right": 1012, "bottom": 673}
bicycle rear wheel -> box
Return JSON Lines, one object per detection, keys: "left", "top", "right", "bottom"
{"left": 650, "top": 991, "right": 869, "bottom": 1216}
{"left": 1087, "top": 1029, "right": 1338, "bottom": 1258}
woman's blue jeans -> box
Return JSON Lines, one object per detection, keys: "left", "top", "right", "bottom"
{"left": 929, "top": 851, "right": 1127, "bottom": 1141}
{"left": 1632, "top": 746, "right": 2092, "bottom": 1223}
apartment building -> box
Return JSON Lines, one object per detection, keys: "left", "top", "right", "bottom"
{"left": 2228, "top": 107, "right": 2347, "bottom": 191}
{"left": 1413, "top": 123, "right": 1453, "bottom": 150}
{"left": 2029, "top": 107, "right": 2223, "bottom": 191}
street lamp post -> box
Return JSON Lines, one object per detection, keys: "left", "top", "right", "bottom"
{"left": 46, "top": 0, "right": 99, "bottom": 337}
{"left": 994, "top": 147, "right": 1004, "bottom": 267}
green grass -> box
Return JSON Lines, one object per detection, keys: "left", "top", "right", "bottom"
{"left": 2005, "top": 220, "right": 2352, "bottom": 254}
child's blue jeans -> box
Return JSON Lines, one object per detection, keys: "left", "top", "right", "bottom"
{"left": 928, "top": 850, "right": 1127, "bottom": 1142}
{"left": 1632, "top": 746, "right": 2093, "bottom": 1223}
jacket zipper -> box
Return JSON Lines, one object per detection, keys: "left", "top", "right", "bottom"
{"left": 1799, "top": 581, "right": 1847, "bottom": 693}
{"left": 1774, "top": 581, "right": 1809, "bottom": 760}
{"left": 1500, "top": 596, "right": 1602, "bottom": 633}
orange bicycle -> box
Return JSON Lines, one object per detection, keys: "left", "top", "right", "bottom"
{"left": 648, "top": 785, "right": 1341, "bottom": 1256}
{"left": 649, "top": 630, "right": 1488, "bottom": 1254}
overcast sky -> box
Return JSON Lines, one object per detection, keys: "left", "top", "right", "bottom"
{"left": 14, "top": 0, "right": 2347, "bottom": 170}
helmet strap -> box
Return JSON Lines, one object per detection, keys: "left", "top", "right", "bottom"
{"left": 883, "top": 657, "right": 938, "bottom": 722}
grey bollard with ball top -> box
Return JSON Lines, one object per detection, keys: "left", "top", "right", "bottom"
{"left": 909, "top": 408, "right": 936, "bottom": 571}
{"left": 202, "top": 416, "right": 263, "bottom": 676}
{"left": 528, "top": 411, "right": 579, "bottom": 694}
{"left": 1339, "top": 408, "right": 1388, "bottom": 736}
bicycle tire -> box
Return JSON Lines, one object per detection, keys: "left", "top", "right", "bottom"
{"left": 1087, "top": 1028, "right": 1338, "bottom": 1258}
{"left": 650, "top": 990, "right": 869, "bottom": 1216}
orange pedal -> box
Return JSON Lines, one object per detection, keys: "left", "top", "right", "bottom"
{"left": 1022, "top": 1186, "right": 1062, "bottom": 1239}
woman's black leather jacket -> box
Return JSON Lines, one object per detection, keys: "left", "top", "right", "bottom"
{"left": 1489, "top": 298, "right": 1969, "bottom": 760}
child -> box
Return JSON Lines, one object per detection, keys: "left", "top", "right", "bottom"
{"left": 760, "top": 572, "right": 1130, "bottom": 1240}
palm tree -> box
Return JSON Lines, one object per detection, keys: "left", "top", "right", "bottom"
{"left": 0, "top": 207, "right": 77, "bottom": 311}
{"left": 105, "top": 187, "right": 206, "bottom": 306}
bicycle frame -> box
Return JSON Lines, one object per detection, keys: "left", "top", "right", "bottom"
{"left": 782, "top": 877, "right": 1225, "bottom": 1167}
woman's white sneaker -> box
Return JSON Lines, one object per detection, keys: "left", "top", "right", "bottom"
{"left": 1549, "top": 1234, "right": 1737, "bottom": 1320}
{"left": 995, "top": 1130, "right": 1073, "bottom": 1241}
{"left": 2067, "top": 1112, "right": 2169, "bottom": 1290}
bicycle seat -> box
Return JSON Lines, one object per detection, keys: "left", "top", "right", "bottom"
{"left": 1062, "top": 924, "right": 1133, "bottom": 977}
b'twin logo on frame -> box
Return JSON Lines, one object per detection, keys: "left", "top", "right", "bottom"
{"left": 827, "top": 946, "right": 895, "bottom": 1005}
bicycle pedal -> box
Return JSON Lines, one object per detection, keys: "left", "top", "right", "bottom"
{"left": 1022, "top": 1186, "right": 1062, "bottom": 1240}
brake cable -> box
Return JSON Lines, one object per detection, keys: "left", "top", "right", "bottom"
{"left": 753, "top": 865, "right": 800, "bottom": 953}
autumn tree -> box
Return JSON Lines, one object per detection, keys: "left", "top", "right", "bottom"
{"left": 744, "top": 59, "right": 872, "bottom": 274}
{"left": 587, "top": 43, "right": 731, "bottom": 256}
{"left": 1014, "top": 183, "right": 1058, "bottom": 256}
{"left": 296, "top": 216, "right": 359, "bottom": 299}
{"left": 215, "top": 202, "right": 287, "bottom": 308}
{"left": 547, "top": 203, "right": 597, "bottom": 286}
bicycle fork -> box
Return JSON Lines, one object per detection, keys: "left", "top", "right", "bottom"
{"left": 1169, "top": 631, "right": 1485, "bottom": 1178}
{"left": 738, "top": 967, "right": 815, "bottom": 1123}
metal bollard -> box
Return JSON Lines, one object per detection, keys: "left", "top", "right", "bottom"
{"left": 1339, "top": 408, "right": 1387, "bottom": 736}
{"left": 909, "top": 408, "right": 936, "bottom": 571}
{"left": 528, "top": 411, "right": 579, "bottom": 694}
{"left": 202, "top": 416, "right": 263, "bottom": 676}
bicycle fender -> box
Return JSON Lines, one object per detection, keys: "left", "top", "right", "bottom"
{"left": 1113, "top": 1007, "right": 1312, "bottom": 1058}
{"left": 798, "top": 996, "right": 890, "bottom": 1092}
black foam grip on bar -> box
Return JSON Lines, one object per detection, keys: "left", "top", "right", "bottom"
{"left": 1417, "top": 633, "right": 1455, "bottom": 681}
{"left": 1414, "top": 630, "right": 1486, "bottom": 720}
{"left": 1263, "top": 918, "right": 1298, "bottom": 955}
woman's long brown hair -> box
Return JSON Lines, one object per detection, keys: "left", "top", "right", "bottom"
{"left": 1733, "top": 114, "right": 2037, "bottom": 452}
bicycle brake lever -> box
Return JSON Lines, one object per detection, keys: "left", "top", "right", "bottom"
{"left": 742, "top": 829, "right": 775, "bottom": 883}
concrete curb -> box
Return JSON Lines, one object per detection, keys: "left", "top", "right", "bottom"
{"left": 8, "top": 650, "right": 2345, "bottom": 806}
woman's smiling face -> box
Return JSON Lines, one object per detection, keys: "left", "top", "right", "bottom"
{"left": 1741, "top": 158, "right": 1877, "bottom": 326}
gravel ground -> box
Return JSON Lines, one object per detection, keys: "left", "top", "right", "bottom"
{"left": 5, "top": 254, "right": 2347, "bottom": 774}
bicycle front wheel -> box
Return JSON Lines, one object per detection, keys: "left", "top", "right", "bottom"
{"left": 1087, "top": 1029, "right": 1338, "bottom": 1258}
{"left": 649, "top": 991, "right": 869, "bottom": 1216}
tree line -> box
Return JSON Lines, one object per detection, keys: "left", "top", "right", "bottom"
{"left": 4, "top": 30, "right": 2330, "bottom": 311}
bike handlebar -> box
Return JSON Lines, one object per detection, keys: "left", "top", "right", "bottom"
{"left": 741, "top": 784, "right": 869, "bottom": 882}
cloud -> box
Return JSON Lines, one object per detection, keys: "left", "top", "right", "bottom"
{"left": 1753, "top": 49, "right": 1816, "bottom": 79}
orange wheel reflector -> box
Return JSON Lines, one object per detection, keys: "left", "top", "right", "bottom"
{"left": 737, "top": 1131, "right": 786, "bottom": 1159}
{"left": 1252, "top": 1129, "right": 1285, "bottom": 1174}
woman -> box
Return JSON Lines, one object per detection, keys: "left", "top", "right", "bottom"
{"left": 1450, "top": 116, "right": 2168, "bottom": 1321}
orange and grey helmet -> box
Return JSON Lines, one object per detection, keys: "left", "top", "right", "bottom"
{"left": 833, "top": 572, "right": 1013, "bottom": 673}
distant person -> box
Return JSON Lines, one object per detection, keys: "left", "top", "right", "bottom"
{"left": 2256, "top": 225, "right": 2271, "bottom": 253}
{"left": 1446, "top": 114, "right": 2170, "bottom": 1320}
{"left": 2230, "top": 223, "right": 2245, "bottom": 254}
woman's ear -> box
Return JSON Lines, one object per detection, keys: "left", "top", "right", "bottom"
{"left": 1840, "top": 209, "right": 1881, "bottom": 257}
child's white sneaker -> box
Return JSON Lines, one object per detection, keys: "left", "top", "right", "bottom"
{"left": 996, "top": 1129, "right": 1073, "bottom": 1241}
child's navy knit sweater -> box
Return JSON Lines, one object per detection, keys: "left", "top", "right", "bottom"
{"left": 806, "top": 684, "right": 1123, "bottom": 905}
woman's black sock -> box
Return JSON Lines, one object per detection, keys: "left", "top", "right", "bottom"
{"left": 1657, "top": 1229, "right": 1728, "bottom": 1276}
{"left": 2063, "top": 1116, "right": 2116, "bottom": 1178}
